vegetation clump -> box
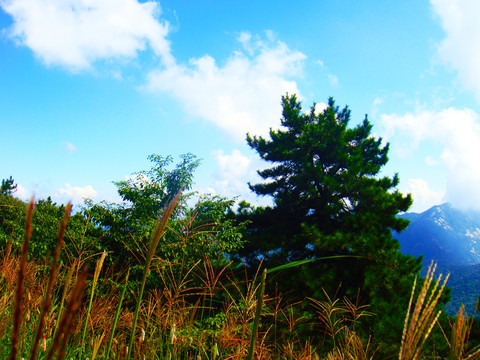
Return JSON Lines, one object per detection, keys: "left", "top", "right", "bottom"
{"left": 0, "top": 94, "right": 479, "bottom": 359}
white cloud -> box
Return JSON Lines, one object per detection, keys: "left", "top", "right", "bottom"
{"left": 381, "top": 107, "right": 480, "bottom": 210}
{"left": 145, "top": 32, "right": 306, "bottom": 141}
{"left": 425, "top": 156, "right": 439, "bottom": 166}
{"left": 313, "top": 102, "right": 328, "bottom": 115}
{"left": 13, "top": 183, "right": 29, "bottom": 200}
{"left": 327, "top": 74, "right": 339, "bottom": 87}
{"left": 211, "top": 149, "right": 255, "bottom": 198}
{"left": 64, "top": 141, "right": 77, "bottom": 152}
{"left": 403, "top": 178, "right": 445, "bottom": 213}
{"left": 0, "top": 0, "right": 172, "bottom": 70}
{"left": 431, "top": 0, "right": 480, "bottom": 99}
{"left": 314, "top": 58, "right": 339, "bottom": 88}
{"left": 58, "top": 183, "right": 97, "bottom": 204}
{"left": 210, "top": 149, "right": 272, "bottom": 206}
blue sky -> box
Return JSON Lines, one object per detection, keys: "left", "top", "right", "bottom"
{"left": 1, "top": 0, "right": 480, "bottom": 213}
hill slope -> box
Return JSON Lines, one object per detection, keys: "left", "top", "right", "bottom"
{"left": 397, "top": 203, "right": 480, "bottom": 266}
{"left": 396, "top": 203, "right": 480, "bottom": 315}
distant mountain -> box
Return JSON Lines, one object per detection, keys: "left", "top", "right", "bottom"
{"left": 396, "top": 203, "right": 480, "bottom": 315}
{"left": 397, "top": 203, "right": 480, "bottom": 266}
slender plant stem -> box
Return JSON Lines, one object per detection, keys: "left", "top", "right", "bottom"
{"left": 47, "top": 269, "right": 88, "bottom": 360}
{"left": 81, "top": 251, "right": 107, "bottom": 355}
{"left": 52, "top": 263, "right": 75, "bottom": 342}
{"left": 9, "top": 199, "right": 34, "bottom": 360}
{"left": 126, "top": 189, "right": 182, "bottom": 360}
{"left": 105, "top": 268, "right": 130, "bottom": 359}
{"left": 29, "top": 203, "right": 71, "bottom": 360}
{"left": 247, "top": 268, "right": 266, "bottom": 360}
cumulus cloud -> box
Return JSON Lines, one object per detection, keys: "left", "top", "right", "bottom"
{"left": 145, "top": 32, "right": 306, "bottom": 141}
{"left": 0, "top": 0, "right": 172, "bottom": 70}
{"left": 381, "top": 107, "right": 480, "bottom": 210}
{"left": 431, "top": 0, "right": 480, "bottom": 99}
{"left": 313, "top": 102, "right": 328, "bottom": 115}
{"left": 13, "top": 183, "right": 29, "bottom": 200}
{"left": 211, "top": 149, "right": 256, "bottom": 198}
{"left": 58, "top": 183, "right": 97, "bottom": 204}
{"left": 210, "top": 149, "right": 272, "bottom": 205}
{"left": 2, "top": 3, "right": 306, "bottom": 141}
{"left": 403, "top": 178, "right": 445, "bottom": 213}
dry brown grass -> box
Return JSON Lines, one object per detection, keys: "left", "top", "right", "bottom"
{"left": 309, "top": 288, "right": 376, "bottom": 360}
{"left": 3, "top": 197, "right": 480, "bottom": 360}
{"left": 399, "top": 261, "right": 449, "bottom": 360}
{"left": 9, "top": 199, "right": 34, "bottom": 360}
{"left": 443, "top": 304, "right": 480, "bottom": 360}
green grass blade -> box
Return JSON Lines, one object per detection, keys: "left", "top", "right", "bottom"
{"left": 81, "top": 251, "right": 107, "bottom": 355}
{"left": 266, "top": 255, "right": 362, "bottom": 274}
{"left": 247, "top": 268, "right": 267, "bottom": 360}
{"left": 52, "top": 263, "right": 75, "bottom": 342}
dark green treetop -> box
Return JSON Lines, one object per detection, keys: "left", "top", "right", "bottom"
{"left": 1, "top": 176, "right": 17, "bottom": 195}
{"left": 244, "top": 95, "right": 413, "bottom": 261}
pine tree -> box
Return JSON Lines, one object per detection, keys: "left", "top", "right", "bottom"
{"left": 1, "top": 176, "right": 17, "bottom": 195}
{"left": 240, "top": 94, "right": 422, "bottom": 353}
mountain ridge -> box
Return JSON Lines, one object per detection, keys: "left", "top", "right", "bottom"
{"left": 397, "top": 203, "right": 480, "bottom": 266}
{"left": 396, "top": 203, "right": 480, "bottom": 315}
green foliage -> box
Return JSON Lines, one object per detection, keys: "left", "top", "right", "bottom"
{"left": 86, "top": 153, "right": 200, "bottom": 241}
{"left": 0, "top": 194, "right": 102, "bottom": 266}
{"left": 83, "top": 154, "right": 245, "bottom": 299}
{"left": 84, "top": 153, "right": 201, "bottom": 264}
{"left": 0, "top": 192, "right": 25, "bottom": 247}
{"left": 238, "top": 94, "right": 423, "bottom": 356}
{"left": 1, "top": 176, "right": 17, "bottom": 195}
{"left": 0, "top": 166, "right": 475, "bottom": 359}
{"left": 160, "top": 193, "right": 245, "bottom": 266}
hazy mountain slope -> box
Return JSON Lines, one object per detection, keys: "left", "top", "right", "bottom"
{"left": 442, "top": 263, "right": 480, "bottom": 315}
{"left": 395, "top": 203, "right": 480, "bottom": 315}
{"left": 397, "top": 203, "right": 480, "bottom": 266}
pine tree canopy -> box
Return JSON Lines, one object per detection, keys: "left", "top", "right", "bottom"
{"left": 244, "top": 95, "right": 413, "bottom": 262}
{"left": 1, "top": 176, "right": 17, "bottom": 195}
{"left": 239, "top": 94, "right": 423, "bottom": 352}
